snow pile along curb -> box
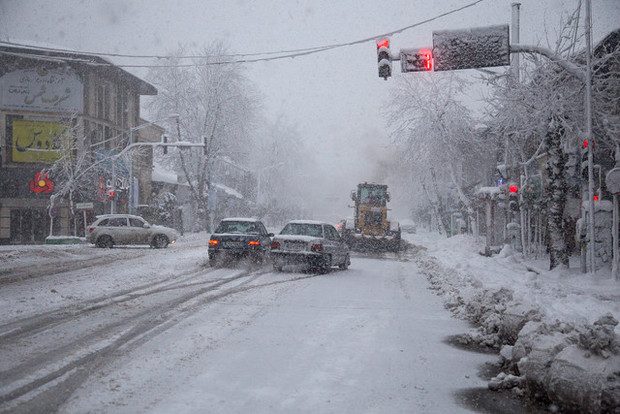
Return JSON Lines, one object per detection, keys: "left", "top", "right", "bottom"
{"left": 409, "top": 235, "right": 620, "bottom": 413}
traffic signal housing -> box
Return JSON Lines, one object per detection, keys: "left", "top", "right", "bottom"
{"left": 400, "top": 48, "right": 433, "bottom": 72}
{"left": 377, "top": 38, "right": 392, "bottom": 80}
{"left": 507, "top": 184, "right": 519, "bottom": 211}
{"left": 581, "top": 139, "right": 591, "bottom": 180}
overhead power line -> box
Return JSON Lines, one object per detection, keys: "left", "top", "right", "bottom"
{"left": 1, "top": 0, "right": 486, "bottom": 68}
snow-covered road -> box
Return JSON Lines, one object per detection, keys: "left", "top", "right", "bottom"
{"left": 0, "top": 234, "right": 498, "bottom": 413}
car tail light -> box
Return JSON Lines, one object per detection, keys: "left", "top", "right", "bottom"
{"left": 87, "top": 227, "right": 95, "bottom": 233}
{"left": 249, "top": 241, "right": 260, "bottom": 246}
{"left": 209, "top": 240, "right": 219, "bottom": 246}
{"left": 311, "top": 243, "right": 323, "bottom": 252}
{"left": 271, "top": 241, "right": 280, "bottom": 249}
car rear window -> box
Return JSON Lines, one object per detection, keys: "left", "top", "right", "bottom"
{"left": 215, "top": 221, "right": 259, "bottom": 234}
{"left": 280, "top": 223, "right": 323, "bottom": 237}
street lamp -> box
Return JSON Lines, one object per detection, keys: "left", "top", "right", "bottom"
{"left": 127, "top": 114, "right": 179, "bottom": 215}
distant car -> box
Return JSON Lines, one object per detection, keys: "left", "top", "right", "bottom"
{"left": 400, "top": 219, "right": 417, "bottom": 234}
{"left": 270, "top": 220, "right": 350, "bottom": 273}
{"left": 208, "top": 218, "right": 273, "bottom": 267}
{"left": 87, "top": 214, "right": 178, "bottom": 248}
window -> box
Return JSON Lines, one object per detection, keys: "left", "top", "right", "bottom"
{"left": 215, "top": 221, "right": 259, "bottom": 234}
{"left": 109, "top": 217, "right": 127, "bottom": 227}
{"left": 129, "top": 218, "right": 145, "bottom": 227}
{"left": 325, "top": 225, "right": 339, "bottom": 241}
{"left": 281, "top": 223, "right": 323, "bottom": 237}
{"left": 258, "top": 223, "right": 268, "bottom": 235}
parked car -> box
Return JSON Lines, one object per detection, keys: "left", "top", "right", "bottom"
{"left": 400, "top": 219, "right": 417, "bottom": 234}
{"left": 86, "top": 214, "right": 179, "bottom": 248}
{"left": 270, "top": 220, "right": 350, "bottom": 273}
{"left": 208, "top": 218, "right": 273, "bottom": 267}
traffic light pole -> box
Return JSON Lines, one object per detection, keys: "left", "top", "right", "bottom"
{"left": 584, "top": 0, "right": 596, "bottom": 274}
{"left": 385, "top": 2, "right": 596, "bottom": 271}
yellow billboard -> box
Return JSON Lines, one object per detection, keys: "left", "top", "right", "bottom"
{"left": 12, "top": 120, "right": 71, "bottom": 163}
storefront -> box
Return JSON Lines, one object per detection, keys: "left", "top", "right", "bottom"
{"left": 0, "top": 43, "right": 157, "bottom": 244}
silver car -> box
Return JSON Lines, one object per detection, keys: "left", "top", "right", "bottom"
{"left": 86, "top": 214, "right": 179, "bottom": 248}
{"left": 270, "top": 220, "right": 350, "bottom": 273}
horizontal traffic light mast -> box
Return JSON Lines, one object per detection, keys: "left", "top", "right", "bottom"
{"left": 377, "top": 24, "right": 510, "bottom": 76}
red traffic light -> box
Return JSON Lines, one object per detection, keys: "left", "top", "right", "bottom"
{"left": 419, "top": 48, "right": 432, "bottom": 71}
{"left": 583, "top": 139, "right": 595, "bottom": 149}
{"left": 509, "top": 185, "right": 518, "bottom": 193}
{"left": 377, "top": 38, "right": 392, "bottom": 80}
{"left": 400, "top": 47, "right": 433, "bottom": 72}
{"left": 376, "top": 38, "right": 389, "bottom": 49}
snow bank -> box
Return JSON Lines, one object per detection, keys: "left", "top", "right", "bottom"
{"left": 407, "top": 231, "right": 620, "bottom": 413}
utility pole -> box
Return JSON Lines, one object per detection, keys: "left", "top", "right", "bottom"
{"left": 585, "top": 0, "right": 596, "bottom": 273}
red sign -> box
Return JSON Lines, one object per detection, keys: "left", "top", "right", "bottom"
{"left": 30, "top": 171, "right": 54, "bottom": 194}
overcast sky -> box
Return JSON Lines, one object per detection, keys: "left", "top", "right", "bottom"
{"left": 1, "top": 0, "right": 619, "bottom": 220}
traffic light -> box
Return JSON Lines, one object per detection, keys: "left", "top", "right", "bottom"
{"left": 107, "top": 188, "right": 116, "bottom": 199}
{"left": 507, "top": 184, "right": 519, "bottom": 211}
{"left": 581, "top": 139, "right": 591, "bottom": 180}
{"left": 377, "top": 38, "right": 392, "bottom": 80}
{"left": 400, "top": 48, "right": 433, "bottom": 72}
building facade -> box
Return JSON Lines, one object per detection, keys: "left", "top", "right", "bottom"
{"left": 0, "top": 42, "right": 157, "bottom": 244}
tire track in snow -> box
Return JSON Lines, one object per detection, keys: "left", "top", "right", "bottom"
{"left": 0, "top": 266, "right": 321, "bottom": 412}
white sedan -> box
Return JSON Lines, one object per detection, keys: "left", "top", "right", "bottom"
{"left": 270, "top": 220, "right": 350, "bottom": 273}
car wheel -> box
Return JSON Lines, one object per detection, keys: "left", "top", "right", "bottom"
{"left": 339, "top": 254, "right": 350, "bottom": 270}
{"left": 96, "top": 235, "right": 114, "bottom": 248}
{"left": 318, "top": 255, "right": 332, "bottom": 274}
{"left": 151, "top": 234, "right": 169, "bottom": 249}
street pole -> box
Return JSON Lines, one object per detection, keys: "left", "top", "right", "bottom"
{"left": 585, "top": 0, "right": 596, "bottom": 273}
{"left": 127, "top": 114, "right": 179, "bottom": 215}
{"left": 128, "top": 128, "right": 134, "bottom": 215}
{"left": 111, "top": 160, "right": 116, "bottom": 214}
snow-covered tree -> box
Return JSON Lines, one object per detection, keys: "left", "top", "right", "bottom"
{"left": 42, "top": 117, "right": 100, "bottom": 236}
{"left": 384, "top": 74, "right": 491, "bottom": 235}
{"left": 251, "top": 115, "right": 314, "bottom": 226}
{"left": 146, "top": 41, "right": 258, "bottom": 231}
{"left": 484, "top": 8, "right": 620, "bottom": 269}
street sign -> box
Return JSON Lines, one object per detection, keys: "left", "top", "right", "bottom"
{"left": 76, "top": 202, "right": 94, "bottom": 210}
{"left": 606, "top": 168, "right": 620, "bottom": 195}
{"left": 433, "top": 25, "right": 510, "bottom": 71}
{"left": 400, "top": 48, "right": 433, "bottom": 72}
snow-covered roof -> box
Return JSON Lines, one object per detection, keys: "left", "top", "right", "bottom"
{"left": 287, "top": 219, "right": 327, "bottom": 225}
{"left": 214, "top": 183, "right": 243, "bottom": 199}
{"left": 0, "top": 40, "right": 156, "bottom": 95}
{"left": 220, "top": 217, "right": 260, "bottom": 222}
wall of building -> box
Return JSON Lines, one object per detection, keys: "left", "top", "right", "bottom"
{"left": 0, "top": 45, "right": 156, "bottom": 243}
